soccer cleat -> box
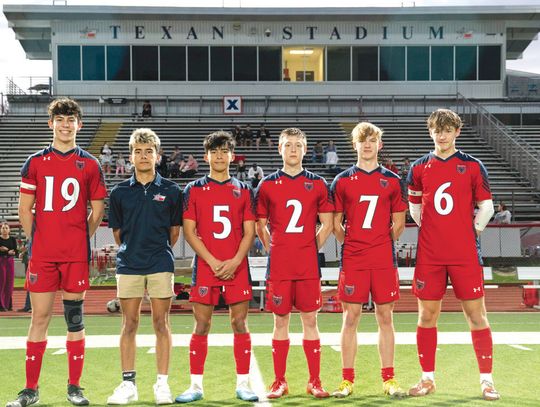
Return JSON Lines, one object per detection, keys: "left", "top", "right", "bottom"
{"left": 107, "top": 381, "right": 138, "bottom": 404}
{"left": 383, "top": 378, "right": 407, "bottom": 398}
{"left": 153, "top": 382, "right": 173, "bottom": 405}
{"left": 481, "top": 380, "right": 501, "bottom": 401}
{"left": 235, "top": 383, "right": 259, "bottom": 402}
{"left": 306, "top": 378, "right": 330, "bottom": 398}
{"left": 408, "top": 378, "right": 436, "bottom": 397}
{"left": 332, "top": 380, "right": 353, "bottom": 398}
{"left": 266, "top": 379, "right": 289, "bottom": 399}
{"left": 5, "top": 388, "right": 39, "bottom": 407}
{"left": 67, "top": 384, "right": 90, "bottom": 406}
{"left": 174, "top": 385, "right": 203, "bottom": 403}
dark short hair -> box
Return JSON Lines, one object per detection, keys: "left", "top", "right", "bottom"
{"left": 48, "top": 97, "right": 82, "bottom": 120}
{"left": 203, "top": 131, "right": 236, "bottom": 152}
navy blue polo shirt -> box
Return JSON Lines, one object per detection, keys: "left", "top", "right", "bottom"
{"left": 108, "top": 173, "right": 182, "bottom": 275}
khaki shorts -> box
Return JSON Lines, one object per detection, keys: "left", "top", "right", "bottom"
{"left": 116, "top": 272, "right": 175, "bottom": 299}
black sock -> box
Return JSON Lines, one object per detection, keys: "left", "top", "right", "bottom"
{"left": 122, "top": 371, "right": 136, "bottom": 384}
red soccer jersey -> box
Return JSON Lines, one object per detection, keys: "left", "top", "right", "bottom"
{"left": 407, "top": 151, "right": 492, "bottom": 265}
{"left": 20, "top": 146, "right": 107, "bottom": 262}
{"left": 255, "top": 169, "right": 334, "bottom": 281}
{"left": 331, "top": 165, "right": 407, "bottom": 269}
{"left": 182, "top": 176, "right": 256, "bottom": 287}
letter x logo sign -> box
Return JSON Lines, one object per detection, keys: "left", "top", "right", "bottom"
{"left": 223, "top": 96, "right": 242, "bottom": 114}
{"left": 227, "top": 99, "right": 239, "bottom": 111}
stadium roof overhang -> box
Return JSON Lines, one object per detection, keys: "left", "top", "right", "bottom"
{"left": 3, "top": 4, "right": 539, "bottom": 60}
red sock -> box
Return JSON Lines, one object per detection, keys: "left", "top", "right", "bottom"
{"left": 303, "top": 339, "right": 321, "bottom": 382}
{"left": 381, "top": 367, "right": 395, "bottom": 382}
{"left": 417, "top": 326, "right": 437, "bottom": 372}
{"left": 189, "top": 334, "right": 208, "bottom": 375}
{"left": 67, "top": 339, "right": 85, "bottom": 386}
{"left": 471, "top": 328, "right": 493, "bottom": 374}
{"left": 25, "top": 340, "right": 47, "bottom": 390}
{"left": 342, "top": 368, "right": 355, "bottom": 383}
{"left": 272, "top": 339, "right": 290, "bottom": 380}
{"left": 234, "top": 333, "right": 251, "bottom": 374}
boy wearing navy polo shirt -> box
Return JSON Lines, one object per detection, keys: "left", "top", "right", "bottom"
{"left": 107, "top": 128, "right": 182, "bottom": 405}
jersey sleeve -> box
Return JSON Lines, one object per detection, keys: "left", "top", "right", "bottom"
{"left": 170, "top": 185, "right": 183, "bottom": 226}
{"left": 88, "top": 159, "right": 108, "bottom": 200}
{"left": 330, "top": 176, "right": 344, "bottom": 213}
{"left": 318, "top": 178, "right": 334, "bottom": 213}
{"left": 473, "top": 161, "right": 492, "bottom": 202}
{"left": 255, "top": 181, "right": 269, "bottom": 219}
{"left": 391, "top": 178, "right": 408, "bottom": 213}
{"left": 107, "top": 188, "right": 123, "bottom": 229}
{"left": 20, "top": 156, "right": 37, "bottom": 195}
{"left": 243, "top": 187, "right": 257, "bottom": 221}
{"left": 407, "top": 164, "right": 423, "bottom": 205}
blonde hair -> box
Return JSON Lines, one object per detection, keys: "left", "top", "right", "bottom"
{"left": 427, "top": 109, "right": 462, "bottom": 131}
{"left": 129, "top": 128, "right": 161, "bottom": 153}
{"left": 279, "top": 127, "right": 307, "bottom": 145}
{"left": 351, "top": 122, "right": 383, "bottom": 144}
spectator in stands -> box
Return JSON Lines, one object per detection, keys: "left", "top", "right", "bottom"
{"left": 115, "top": 152, "right": 126, "bottom": 177}
{"left": 248, "top": 162, "right": 264, "bottom": 188}
{"left": 255, "top": 124, "right": 273, "bottom": 150}
{"left": 179, "top": 154, "right": 199, "bottom": 178}
{"left": 493, "top": 203, "right": 512, "bottom": 224}
{"left": 324, "top": 140, "right": 339, "bottom": 169}
{"left": 236, "top": 159, "right": 247, "bottom": 181}
{"left": 384, "top": 157, "right": 398, "bottom": 174}
{"left": 157, "top": 148, "right": 169, "bottom": 178}
{"left": 100, "top": 142, "right": 114, "bottom": 175}
{"left": 0, "top": 222, "right": 18, "bottom": 311}
{"left": 312, "top": 141, "right": 324, "bottom": 163}
{"left": 243, "top": 124, "right": 254, "bottom": 147}
{"left": 231, "top": 125, "right": 243, "bottom": 146}
{"left": 142, "top": 100, "right": 152, "bottom": 118}
{"left": 400, "top": 157, "right": 411, "bottom": 190}
{"left": 17, "top": 239, "right": 31, "bottom": 312}
{"left": 169, "top": 146, "right": 184, "bottom": 178}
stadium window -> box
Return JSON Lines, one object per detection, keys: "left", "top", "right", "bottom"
{"left": 380, "top": 46, "right": 405, "bottom": 81}
{"left": 479, "top": 45, "right": 501, "bottom": 80}
{"left": 407, "top": 46, "right": 429, "bottom": 81}
{"left": 58, "top": 45, "right": 81, "bottom": 81}
{"left": 456, "top": 46, "right": 477, "bottom": 80}
{"left": 210, "top": 46, "right": 232, "bottom": 81}
{"left": 107, "top": 46, "right": 131, "bottom": 81}
{"left": 188, "top": 46, "right": 209, "bottom": 81}
{"left": 259, "top": 47, "right": 281, "bottom": 81}
{"left": 82, "top": 46, "right": 105, "bottom": 81}
{"left": 352, "top": 47, "right": 378, "bottom": 81}
{"left": 327, "top": 47, "right": 351, "bottom": 81}
{"left": 234, "top": 46, "right": 257, "bottom": 81}
{"left": 132, "top": 46, "right": 158, "bottom": 81}
{"left": 160, "top": 46, "right": 186, "bottom": 81}
{"left": 431, "top": 46, "right": 453, "bottom": 81}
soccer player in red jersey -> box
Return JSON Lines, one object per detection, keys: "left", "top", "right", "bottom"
{"left": 256, "top": 128, "right": 334, "bottom": 399}
{"left": 331, "top": 122, "right": 407, "bottom": 399}
{"left": 176, "top": 131, "right": 258, "bottom": 403}
{"left": 407, "top": 109, "right": 499, "bottom": 401}
{"left": 8, "top": 98, "right": 106, "bottom": 407}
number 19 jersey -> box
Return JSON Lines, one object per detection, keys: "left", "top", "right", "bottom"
{"left": 407, "top": 151, "right": 492, "bottom": 265}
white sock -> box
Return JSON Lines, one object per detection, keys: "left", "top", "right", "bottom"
{"left": 236, "top": 374, "right": 249, "bottom": 388}
{"left": 156, "top": 374, "right": 168, "bottom": 385}
{"left": 422, "top": 372, "right": 435, "bottom": 381}
{"left": 480, "top": 373, "right": 493, "bottom": 384}
{"left": 190, "top": 374, "right": 203, "bottom": 391}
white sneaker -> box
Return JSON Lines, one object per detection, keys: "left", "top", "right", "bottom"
{"left": 107, "top": 381, "right": 138, "bottom": 405}
{"left": 153, "top": 382, "right": 173, "bottom": 405}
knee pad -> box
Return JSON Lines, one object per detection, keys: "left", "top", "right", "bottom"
{"left": 63, "top": 299, "right": 84, "bottom": 332}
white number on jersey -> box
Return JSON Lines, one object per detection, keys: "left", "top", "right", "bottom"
{"left": 359, "top": 195, "right": 379, "bottom": 229}
{"left": 213, "top": 205, "right": 232, "bottom": 239}
{"left": 43, "top": 176, "right": 81, "bottom": 212}
{"left": 285, "top": 199, "right": 304, "bottom": 233}
{"left": 434, "top": 182, "right": 453, "bottom": 215}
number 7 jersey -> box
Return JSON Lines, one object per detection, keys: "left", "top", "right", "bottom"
{"left": 407, "top": 151, "right": 492, "bottom": 265}
{"left": 20, "top": 146, "right": 108, "bottom": 262}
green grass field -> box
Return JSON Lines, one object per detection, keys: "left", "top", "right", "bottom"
{"left": 1, "top": 312, "right": 539, "bottom": 406}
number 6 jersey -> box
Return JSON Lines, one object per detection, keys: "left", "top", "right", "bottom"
{"left": 20, "top": 146, "right": 107, "bottom": 262}
{"left": 407, "top": 151, "right": 492, "bottom": 265}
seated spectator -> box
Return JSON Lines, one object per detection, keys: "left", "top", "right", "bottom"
{"left": 324, "top": 140, "right": 339, "bottom": 168}
{"left": 168, "top": 146, "right": 184, "bottom": 178}
{"left": 493, "top": 203, "right": 512, "bottom": 224}
{"left": 142, "top": 100, "right": 152, "bottom": 118}
{"left": 179, "top": 154, "right": 199, "bottom": 178}
{"left": 243, "top": 124, "right": 253, "bottom": 147}
{"left": 255, "top": 124, "right": 273, "bottom": 150}
{"left": 400, "top": 157, "right": 411, "bottom": 189}
{"left": 384, "top": 157, "right": 398, "bottom": 174}
{"left": 248, "top": 162, "right": 264, "bottom": 188}
{"left": 125, "top": 161, "right": 133, "bottom": 174}
{"left": 100, "top": 142, "right": 113, "bottom": 175}
{"left": 115, "top": 152, "right": 126, "bottom": 177}
{"left": 231, "top": 125, "right": 243, "bottom": 146}
{"left": 236, "top": 159, "right": 247, "bottom": 181}
{"left": 156, "top": 148, "right": 169, "bottom": 177}
{"left": 311, "top": 141, "right": 324, "bottom": 163}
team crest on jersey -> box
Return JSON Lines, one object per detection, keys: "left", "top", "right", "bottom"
{"left": 232, "top": 188, "right": 241, "bottom": 199}
{"left": 379, "top": 179, "right": 389, "bottom": 188}
{"left": 344, "top": 285, "right": 355, "bottom": 296}
{"left": 198, "top": 287, "right": 209, "bottom": 297}
{"left": 272, "top": 295, "right": 283, "bottom": 306}
{"left": 29, "top": 272, "right": 38, "bottom": 284}
{"left": 457, "top": 165, "right": 467, "bottom": 174}
{"left": 75, "top": 160, "right": 85, "bottom": 170}
{"left": 304, "top": 181, "right": 314, "bottom": 191}
{"left": 415, "top": 279, "right": 425, "bottom": 291}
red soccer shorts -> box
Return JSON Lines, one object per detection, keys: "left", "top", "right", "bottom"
{"left": 338, "top": 267, "right": 400, "bottom": 304}
{"left": 189, "top": 282, "right": 252, "bottom": 306}
{"left": 266, "top": 279, "right": 322, "bottom": 314}
{"left": 25, "top": 260, "right": 90, "bottom": 293}
{"left": 413, "top": 264, "right": 485, "bottom": 301}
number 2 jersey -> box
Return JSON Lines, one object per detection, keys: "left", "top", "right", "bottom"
{"left": 255, "top": 170, "right": 334, "bottom": 281}
{"left": 182, "top": 176, "right": 256, "bottom": 286}
{"left": 331, "top": 165, "right": 407, "bottom": 269}
{"left": 407, "top": 151, "right": 492, "bottom": 265}
{"left": 20, "top": 146, "right": 107, "bottom": 263}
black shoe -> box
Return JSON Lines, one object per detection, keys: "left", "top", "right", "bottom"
{"left": 6, "top": 388, "right": 39, "bottom": 407}
{"left": 67, "top": 384, "right": 89, "bottom": 406}
{"left": 17, "top": 308, "right": 31, "bottom": 313}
